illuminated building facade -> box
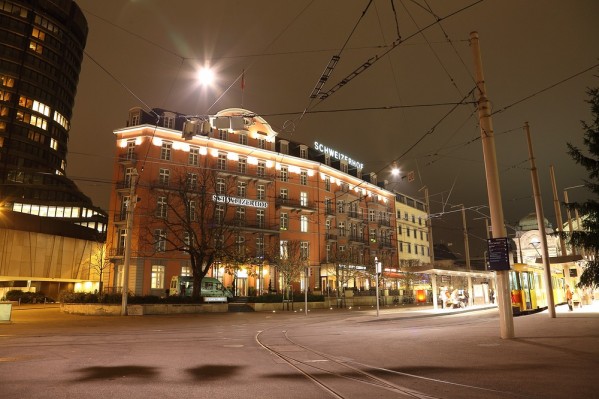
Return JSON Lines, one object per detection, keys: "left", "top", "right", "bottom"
{"left": 0, "top": 0, "right": 107, "bottom": 298}
{"left": 106, "top": 107, "right": 401, "bottom": 296}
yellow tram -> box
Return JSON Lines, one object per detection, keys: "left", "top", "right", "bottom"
{"left": 509, "top": 263, "right": 566, "bottom": 313}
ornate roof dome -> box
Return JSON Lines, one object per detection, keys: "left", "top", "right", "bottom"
{"left": 517, "top": 212, "right": 553, "bottom": 231}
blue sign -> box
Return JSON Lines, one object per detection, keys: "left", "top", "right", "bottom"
{"left": 487, "top": 237, "right": 511, "bottom": 271}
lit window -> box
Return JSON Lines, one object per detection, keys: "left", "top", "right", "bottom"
{"left": 300, "top": 215, "right": 308, "bottom": 233}
{"left": 300, "top": 241, "right": 309, "bottom": 260}
{"left": 300, "top": 192, "right": 308, "bottom": 207}
{"left": 151, "top": 265, "right": 165, "bottom": 288}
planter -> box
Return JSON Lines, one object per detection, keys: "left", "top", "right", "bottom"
{"left": 60, "top": 303, "right": 228, "bottom": 315}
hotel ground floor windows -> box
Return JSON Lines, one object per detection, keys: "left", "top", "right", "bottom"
{"left": 151, "top": 265, "right": 165, "bottom": 289}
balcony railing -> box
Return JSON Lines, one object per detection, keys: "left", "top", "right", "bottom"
{"left": 275, "top": 197, "right": 316, "bottom": 211}
{"left": 325, "top": 233, "right": 337, "bottom": 241}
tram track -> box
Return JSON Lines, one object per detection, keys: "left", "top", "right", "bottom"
{"left": 255, "top": 319, "right": 529, "bottom": 399}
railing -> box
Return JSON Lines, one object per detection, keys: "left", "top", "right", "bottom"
{"left": 325, "top": 233, "right": 338, "bottom": 241}
{"left": 275, "top": 197, "right": 316, "bottom": 210}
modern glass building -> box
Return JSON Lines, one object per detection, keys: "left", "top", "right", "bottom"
{"left": 0, "top": 0, "right": 107, "bottom": 299}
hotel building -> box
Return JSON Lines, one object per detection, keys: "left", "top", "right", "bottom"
{"left": 106, "top": 107, "right": 433, "bottom": 297}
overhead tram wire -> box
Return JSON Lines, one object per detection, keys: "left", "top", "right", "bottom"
{"left": 310, "top": 0, "right": 484, "bottom": 109}
{"left": 300, "top": 0, "right": 375, "bottom": 125}
{"left": 491, "top": 61, "right": 599, "bottom": 116}
{"left": 399, "top": 0, "right": 465, "bottom": 98}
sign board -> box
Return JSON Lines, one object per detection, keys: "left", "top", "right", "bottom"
{"left": 487, "top": 237, "right": 511, "bottom": 271}
{"left": 212, "top": 195, "right": 268, "bottom": 208}
{"left": 203, "top": 296, "right": 227, "bottom": 303}
{"left": 569, "top": 268, "right": 578, "bottom": 277}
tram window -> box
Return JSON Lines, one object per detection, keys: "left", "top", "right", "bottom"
{"left": 509, "top": 271, "right": 521, "bottom": 290}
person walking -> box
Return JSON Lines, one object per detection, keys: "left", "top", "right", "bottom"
{"left": 566, "top": 284, "right": 573, "bottom": 311}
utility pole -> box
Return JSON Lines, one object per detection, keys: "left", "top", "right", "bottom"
{"left": 524, "top": 123, "right": 556, "bottom": 318}
{"left": 563, "top": 190, "right": 576, "bottom": 256}
{"left": 121, "top": 168, "right": 138, "bottom": 316}
{"left": 420, "top": 186, "right": 438, "bottom": 309}
{"left": 470, "top": 31, "right": 514, "bottom": 339}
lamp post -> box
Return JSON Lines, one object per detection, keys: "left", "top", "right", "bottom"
{"left": 121, "top": 168, "right": 138, "bottom": 316}
{"left": 375, "top": 256, "right": 381, "bottom": 317}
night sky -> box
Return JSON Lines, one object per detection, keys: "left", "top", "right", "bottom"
{"left": 68, "top": 0, "right": 599, "bottom": 257}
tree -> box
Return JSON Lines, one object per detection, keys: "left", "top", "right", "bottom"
{"left": 90, "top": 244, "right": 110, "bottom": 295}
{"left": 143, "top": 160, "right": 250, "bottom": 299}
{"left": 566, "top": 87, "right": 599, "bottom": 288}
{"left": 270, "top": 240, "right": 305, "bottom": 304}
{"left": 328, "top": 245, "right": 362, "bottom": 307}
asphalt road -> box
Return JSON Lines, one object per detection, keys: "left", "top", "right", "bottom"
{"left": 1, "top": 302, "right": 598, "bottom": 399}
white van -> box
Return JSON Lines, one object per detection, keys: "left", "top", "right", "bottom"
{"left": 170, "top": 276, "right": 233, "bottom": 300}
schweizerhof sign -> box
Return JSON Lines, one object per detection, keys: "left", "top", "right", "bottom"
{"left": 313, "top": 141, "right": 363, "bottom": 170}
{"left": 212, "top": 195, "right": 268, "bottom": 208}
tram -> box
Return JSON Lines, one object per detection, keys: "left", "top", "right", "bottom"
{"left": 509, "top": 263, "right": 566, "bottom": 314}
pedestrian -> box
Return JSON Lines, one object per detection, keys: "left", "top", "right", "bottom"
{"left": 566, "top": 284, "right": 573, "bottom": 311}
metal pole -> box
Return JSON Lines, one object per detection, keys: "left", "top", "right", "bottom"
{"left": 549, "top": 165, "right": 568, "bottom": 256}
{"left": 305, "top": 266, "right": 308, "bottom": 316}
{"left": 121, "top": 168, "right": 138, "bottom": 316}
{"left": 375, "top": 257, "right": 380, "bottom": 317}
{"left": 524, "top": 122, "right": 556, "bottom": 318}
{"left": 470, "top": 31, "right": 514, "bottom": 338}
{"left": 563, "top": 190, "right": 576, "bottom": 256}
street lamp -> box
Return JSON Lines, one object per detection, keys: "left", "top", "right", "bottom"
{"left": 196, "top": 66, "right": 215, "bottom": 86}
{"left": 374, "top": 256, "right": 382, "bottom": 317}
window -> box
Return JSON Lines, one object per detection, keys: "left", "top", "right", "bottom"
{"left": 257, "top": 184, "right": 265, "bottom": 200}
{"left": 156, "top": 197, "right": 167, "bottom": 218}
{"left": 236, "top": 207, "right": 245, "bottom": 223}
{"left": 418, "top": 217, "right": 423, "bottom": 226}
{"left": 340, "top": 162, "right": 348, "bottom": 173}
{"left": 300, "top": 215, "right": 308, "bottom": 232}
{"left": 161, "top": 142, "right": 172, "bottom": 160}
{"left": 325, "top": 219, "right": 331, "bottom": 230}
{"left": 151, "top": 265, "right": 165, "bottom": 289}
{"left": 420, "top": 230, "right": 424, "bottom": 240}
{"left": 279, "top": 188, "right": 288, "bottom": 200}
{"left": 218, "top": 129, "right": 228, "bottom": 140}
{"left": 239, "top": 133, "right": 248, "bottom": 145}
{"left": 412, "top": 215, "right": 416, "bottom": 223}
{"left": 256, "top": 234, "right": 264, "bottom": 258}
{"left": 280, "top": 213, "right": 288, "bottom": 230}
{"left": 181, "top": 266, "right": 192, "bottom": 276}
{"left": 188, "top": 200, "right": 196, "bottom": 221}
{"left": 326, "top": 244, "right": 331, "bottom": 262}
{"left": 325, "top": 176, "right": 331, "bottom": 191}
{"left": 325, "top": 198, "right": 333, "bottom": 214}
{"left": 126, "top": 141, "right": 136, "bottom": 160}
{"left": 237, "top": 181, "right": 247, "bottom": 197}
{"left": 164, "top": 115, "right": 175, "bottom": 129}
{"left": 257, "top": 209, "right": 265, "bottom": 227}
{"left": 188, "top": 147, "right": 199, "bottom": 165}
{"left": 337, "top": 200, "right": 345, "bottom": 214}
{"left": 238, "top": 157, "right": 247, "bottom": 174}
{"left": 407, "top": 243, "right": 411, "bottom": 254}
{"left": 300, "top": 192, "right": 308, "bottom": 207}
{"left": 279, "top": 166, "right": 288, "bottom": 182}
{"left": 300, "top": 146, "right": 308, "bottom": 159}
{"left": 186, "top": 173, "right": 198, "bottom": 190}
{"left": 258, "top": 138, "right": 266, "bottom": 149}
{"left": 236, "top": 235, "right": 245, "bottom": 255}
{"left": 216, "top": 178, "right": 226, "bottom": 195}
{"left": 159, "top": 168, "right": 170, "bottom": 186}
{"left": 280, "top": 141, "right": 289, "bottom": 154}
{"left": 120, "top": 195, "right": 129, "bottom": 220}
{"left": 257, "top": 161, "right": 266, "bottom": 177}
{"left": 215, "top": 204, "right": 225, "bottom": 223}
{"left": 217, "top": 153, "right": 227, "bottom": 170}
{"left": 154, "top": 229, "right": 166, "bottom": 252}
{"left": 183, "top": 231, "right": 191, "bottom": 249}
{"left": 370, "top": 228, "right": 377, "bottom": 242}
{"left": 300, "top": 241, "right": 309, "bottom": 260}
{"left": 338, "top": 221, "right": 346, "bottom": 237}
{"left": 280, "top": 240, "right": 288, "bottom": 259}
{"left": 300, "top": 170, "right": 307, "bottom": 185}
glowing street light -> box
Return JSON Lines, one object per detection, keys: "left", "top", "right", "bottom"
{"left": 196, "top": 67, "right": 215, "bottom": 86}
{"left": 390, "top": 162, "right": 400, "bottom": 176}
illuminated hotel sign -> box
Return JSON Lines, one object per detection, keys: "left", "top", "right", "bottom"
{"left": 212, "top": 195, "right": 268, "bottom": 208}
{"left": 313, "top": 141, "right": 363, "bottom": 170}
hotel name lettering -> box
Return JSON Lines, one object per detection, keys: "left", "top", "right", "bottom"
{"left": 313, "top": 141, "right": 364, "bottom": 170}
{"left": 212, "top": 195, "right": 268, "bottom": 208}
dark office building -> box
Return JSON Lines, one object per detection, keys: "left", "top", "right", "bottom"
{"left": 0, "top": 0, "right": 107, "bottom": 298}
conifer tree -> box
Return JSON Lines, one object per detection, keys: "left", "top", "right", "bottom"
{"left": 566, "top": 87, "right": 599, "bottom": 288}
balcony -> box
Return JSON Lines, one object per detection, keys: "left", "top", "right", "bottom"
{"left": 348, "top": 235, "right": 367, "bottom": 245}
{"left": 325, "top": 233, "right": 337, "bottom": 241}
{"left": 118, "top": 153, "right": 137, "bottom": 165}
{"left": 378, "top": 219, "right": 392, "bottom": 228}
{"left": 225, "top": 219, "right": 279, "bottom": 234}
{"left": 275, "top": 197, "right": 316, "bottom": 212}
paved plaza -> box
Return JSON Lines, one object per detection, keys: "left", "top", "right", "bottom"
{"left": 1, "top": 301, "right": 598, "bottom": 398}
